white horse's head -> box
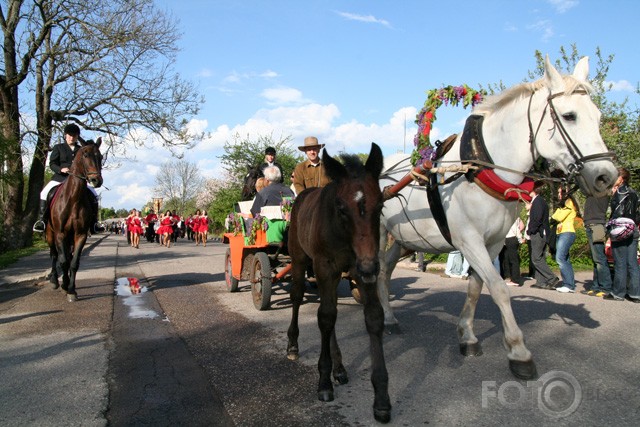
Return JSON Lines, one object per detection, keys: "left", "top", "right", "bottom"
{"left": 534, "top": 55, "right": 617, "bottom": 196}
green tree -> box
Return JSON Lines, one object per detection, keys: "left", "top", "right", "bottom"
{"left": 0, "top": 0, "right": 203, "bottom": 251}
{"left": 220, "top": 133, "right": 302, "bottom": 182}
{"left": 100, "top": 207, "right": 117, "bottom": 220}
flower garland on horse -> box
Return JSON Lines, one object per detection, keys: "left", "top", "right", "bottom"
{"left": 411, "top": 84, "right": 486, "bottom": 165}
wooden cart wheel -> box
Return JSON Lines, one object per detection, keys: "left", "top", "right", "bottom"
{"left": 225, "top": 248, "right": 239, "bottom": 292}
{"left": 251, "top": 252, "right": 272, "bottom": 310}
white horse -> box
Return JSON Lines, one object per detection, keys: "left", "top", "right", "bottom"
{"left": 378, "top": 56, "right": 617, "bottom": 380}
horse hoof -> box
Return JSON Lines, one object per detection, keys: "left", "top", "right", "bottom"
{"left": 50, "top": 282, "right": 59, "bottom": 290}
{"left": 374, "top": 408, "right": 392, "bottom": 424}
{"left": 460, "top": 342, "right": 483, "bottom": 357}
{"left": 286, "top": 347, "right": 299, "bottom": 361}
{"left": 317, "top": 390, "right": 334, "bottom": 402}
{"left": 67, "top": 294, "right": 78, "bottom": 302}
{"left": 333, "top": 368, "right": 349, "bottom": 385}
{"left": 509, "top": 359, "right": 538, "bottom": 380}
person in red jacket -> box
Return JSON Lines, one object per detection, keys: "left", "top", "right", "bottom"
{"left": 193, "top": 209, "right": 202, "bottom": 245}
{"left": 128, "top": 209, "right": 143, "bottom": 249}
{"left": 156, "top": 210, "right": 175, "bottom": 248}
{"left": 199, "top": 210, "right": 210, "bottom": 247}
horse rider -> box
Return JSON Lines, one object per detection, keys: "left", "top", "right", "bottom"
{"left": 33, "top": 123, "right": 105, "bottom": 234}
{"left": 259, "top": 146, "right": 284, "bottom": 183}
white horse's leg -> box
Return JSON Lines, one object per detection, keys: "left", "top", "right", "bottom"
{"left": 459, "top": 244, "right": 537, "bottom": 380}
{"left": 377, "top": 227, "right": 401, "bottom": 328}
{"left": 457, "top": 271, "right": 484, "bottom": 356}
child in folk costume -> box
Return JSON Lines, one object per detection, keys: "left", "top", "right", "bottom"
{"left": 198, "top": 210, "right": 210, "bottom": 247}
{"left": 157, "top": 210, "right": 175, "bottom": 248}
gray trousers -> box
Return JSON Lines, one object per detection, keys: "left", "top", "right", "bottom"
{"left": 530, "top": 233, "right": 556, "bottom": 284}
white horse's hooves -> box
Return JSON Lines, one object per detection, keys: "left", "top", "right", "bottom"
{"left": 460, "top": 342, "right": 483, "bottom": 357}
{"left": 509, "top": 359, "right": 538, "bottom": 380}
{"left": 67, "top": 294, "right": 78, "bottom": 302}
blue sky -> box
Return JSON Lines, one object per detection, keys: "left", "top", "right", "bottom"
{"left": 99, "top": 0, "right": 639, "bottom": 211}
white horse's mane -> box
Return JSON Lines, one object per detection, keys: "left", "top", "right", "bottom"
{"left": 473, "top": 75, "right": 594, "bottom": 117}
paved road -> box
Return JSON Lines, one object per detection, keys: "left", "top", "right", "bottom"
{"left": 1, "top": 234, "right": 639, "bottom": 426}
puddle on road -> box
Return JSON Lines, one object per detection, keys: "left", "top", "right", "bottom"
{"left": 114, "top": 277, "right": 161, "bottom": 319}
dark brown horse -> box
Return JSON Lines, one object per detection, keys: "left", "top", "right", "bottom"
{"left": 241, "top": 165, "right": 261, "bottom": 201}
{"left": 286, "top": 143, "right": 391, "bottom": 423}
{"left": 46, "top": 138, "right": 103, "bottom": 302}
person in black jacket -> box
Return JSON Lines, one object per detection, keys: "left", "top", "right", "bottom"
{"left": 258, "top": 146, "right": 284, "bottom": 183}
{"left": 604, "top": 168, "right": 640, "bottom": 302}
{"left": 527, "top": 181, "right": 560, "bottom": 290}
{"left": 33, "top": 124, "right": 104, "bottom": 233}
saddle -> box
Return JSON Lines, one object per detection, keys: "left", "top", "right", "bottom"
{"left": 44, "top": 182, "right": 98, "bottom": 225}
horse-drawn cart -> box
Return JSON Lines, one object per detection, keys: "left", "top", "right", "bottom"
{"left": 223, "top": 205, "right": 291, "bottom": 310}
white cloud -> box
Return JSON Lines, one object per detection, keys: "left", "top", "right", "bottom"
{"left": 260, "top": 70, "right": 279, "bottom": 78}
{"left": 504, "top": 22, "right": 517, "bottom": 32}
{"left": 335, "top": 11, "right": 391, "bottom": 28}
{"left": 526, "top": 19, "right": 554, "bottom": 42}
{"left": 261, "top": 87, "right": 306, "bottom": 105}
{"left": 605, "top": 79, "right": 635, "bottom": 92}
{"left": 547, "top": 0, "right": 579, "bottom": 13}
{"left": 197, "top": 68, "right": 213, "bottom": 78}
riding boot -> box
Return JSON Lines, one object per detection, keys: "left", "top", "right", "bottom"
{"left": 91, "top": 198, "right": 105, "bottom": 234}
{"left": 33, "top": 200, "right": 47, "bottom": 232}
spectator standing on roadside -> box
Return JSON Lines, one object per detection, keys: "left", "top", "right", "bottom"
{"left": 604, "top": 168, "right": 640, "bottom": 303}
{"left": 528, "top": 181, "right": 560, "bottom": 290}
{"left": 582, "top": 195, "right": 612, "bottom": 297}
{"left": 552, "top": 187, "right": 579, "bottom": 293}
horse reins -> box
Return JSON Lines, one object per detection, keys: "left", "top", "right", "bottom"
{"left": 527, "top": 88, "right": 616, "bottom": 185}
{"left": 68, "top": 147, "right": 102, "bottom": 182}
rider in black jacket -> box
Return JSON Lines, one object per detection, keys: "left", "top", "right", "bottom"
{"left": 33, "top": 124, "right": 104, "bottom": 233}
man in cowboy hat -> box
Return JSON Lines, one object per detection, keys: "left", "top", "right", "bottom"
{"left": 292, "top": 136, "right": 331, "bottom": 195}
{"left": 259, "top": 146, "right": 284, "bottom": 183}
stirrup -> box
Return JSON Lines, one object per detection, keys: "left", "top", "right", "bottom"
{"left": 33, "top": 220, "right": 46, "bottom": 232}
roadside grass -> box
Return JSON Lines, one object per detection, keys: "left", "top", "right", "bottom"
{"left": 0, "top": 235, "right": 48, "bottom": 270}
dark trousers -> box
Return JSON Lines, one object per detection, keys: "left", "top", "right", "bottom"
{"left": 502, "top": 237, "right": 522, "bottom": 283}
{"left": 530, "top": 233, "right": 556, "bottom": 284}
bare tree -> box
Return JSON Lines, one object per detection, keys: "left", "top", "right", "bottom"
{"left": 153, "top": 160, "right": 203, "bottom": 214}
{"left": 0, "top": 0, "right": 204, "bottom": 250}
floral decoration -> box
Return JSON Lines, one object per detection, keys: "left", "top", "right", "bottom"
{"left": 226, "top": 212, "right": 243, "bottom": 235}
{"left": 411, "top": 84, "right": 486, "bottom": 165}
{"left": 247, "top": 214, "right": 269, "bottom": 245}
{"left": 280, "top": 198, "right": 294, "bottom": 222}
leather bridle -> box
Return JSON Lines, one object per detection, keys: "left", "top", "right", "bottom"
{"left": 528, "top": 89, "right": 616, "bottom": 184}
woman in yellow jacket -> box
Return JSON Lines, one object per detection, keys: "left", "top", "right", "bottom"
{"left": 552, "top": 187, "right": 579, "bottom": 293}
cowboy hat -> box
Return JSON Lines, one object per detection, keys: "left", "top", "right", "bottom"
{"left": 298, "top": 136, "right": 325, "bottom": 151}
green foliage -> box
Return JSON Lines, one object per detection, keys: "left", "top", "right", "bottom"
{"left": 220, "top": 133, "right": 303, "bottom": 182}
{"left": 207, "top": 183, "right": 243, "bottom": 235}
{"left": 100, "top": 207, "right": 117, "bottom": 219}
{"left": 115, "top": 208, "right": 129, "bottom": 218}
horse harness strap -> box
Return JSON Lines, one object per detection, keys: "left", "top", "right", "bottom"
{"left": 528, "top": 89, "right": 616, "bottom": 183}
{"left": 459, "top": 115, "right": 535, "bottom": 202}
